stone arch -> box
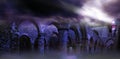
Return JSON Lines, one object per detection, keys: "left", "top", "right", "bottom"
{"left": 69, "top": 25, "right": 80, "bottom": 43}
{"left": 13, "top": 17, "right": 41, "bottom": 52}
{"left": 48, "top": 33, "right": 59, "bottom": 50}
{"left": 68, "top": 25, "right": 81, "bottom": 53}
{"left": 19, "top": 35, "right": 32, "bottom": 53}
{"left": 49, "top": 22, "right": 79, "bottom": 42}
{"left": 15, "top": 17, "right": 40, "bottom": 37}
{"left": 45, "top": 23, "right": 59, "bottom": 50}
{"left": 49, "top": 21, "right": 84, "bottom": 52}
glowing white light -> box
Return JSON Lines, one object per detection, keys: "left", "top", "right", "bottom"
{"left": 75, "top": 0, "right": 114, "bottom": 24}
{"left": 60, "top": 0, "right": 115, "bottom": 26}
{"left": 112, "top": 21, "right": 116, "bottom": 30}
{"left": 76, "top": 7, "right": 114, "bottom": 23}
{"left": 112, "top": 21, "right": 115, "bottom": 25}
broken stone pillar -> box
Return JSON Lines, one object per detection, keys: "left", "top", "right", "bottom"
{"left": 52, "top": 22, "right": 70, "bottom": 53}
{"left": 79, "top": 23, "right": 87, "bottom": 53}
{"left": 116, "top": 19, "right": 120, "bottom": 52}
{"left": 34, "top": 33, "right": 45, "bottom": 54}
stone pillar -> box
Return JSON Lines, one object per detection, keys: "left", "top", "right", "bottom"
{"left": 10, "top": 22, "right": 19, "bottom": 53}
{"left": 79, "top": 23, "right": 87, "bottom": 53}
{"left": 38, "top": 33, "right": 45, "bottom": 54}
{"left": 116, "top": 19, "right": 120, "bottom": 51}
{"left": 56, "top": 23, "right": 70, "bottom": 53}
{"left": 58, "top": 30, "right": 68, "bottom": 53}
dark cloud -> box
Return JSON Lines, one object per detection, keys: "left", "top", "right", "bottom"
{"left": 60, "top": 0, "right": 86, "bottom": 7}
{"left": 103, "top": 0, "right": 120, "bottom": 18}
{"left": 0, "top": 0, "right": 87, "bottom": 17}
{"left": 12, "top": 0, "right": 86, "bottom": 17}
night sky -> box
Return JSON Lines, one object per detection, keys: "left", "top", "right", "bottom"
{"left": 0, "top": 0, "right": 120, "bottom": 18}
{"left": 8, "top": 0, "right": 86, "bottom": 17}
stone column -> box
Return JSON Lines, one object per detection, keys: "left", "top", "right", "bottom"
{"left": 56, "top": 23, "right": 70, "bottom": 53}
{"left": 79, "top": 23, "right": 87, "bottom": 53}
{"left": 116, "top": 19, "right": 120, "bottom": 51}
{"left": 10, "top": 22, "right": 19, "bottom": 53}
{"left": 38, "top": 33, "right": 45, "bottom": 54}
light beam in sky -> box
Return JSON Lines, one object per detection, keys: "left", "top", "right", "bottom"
{"left": 60, "top": 0, "right": 116, "bottom": 26}
{"left": 76, "top": 0, "right": 115, "bottom": 24}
